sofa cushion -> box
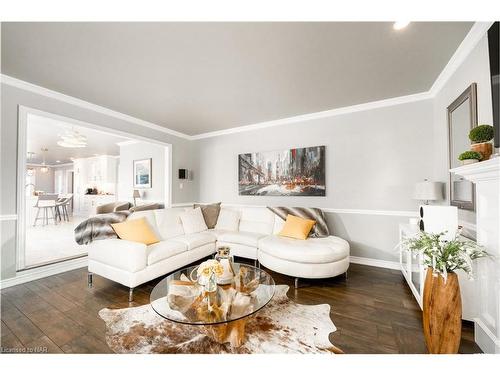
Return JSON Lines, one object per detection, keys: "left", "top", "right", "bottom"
{"left": 239, "top": 207, "right": 275, "bottom": 235}
{"left": 268, "top": 207, "right": 330, "bottom": 238}
{"left": 179, "top": 207, "right": 208, "bottom": 234}
{"left": 88, "top": 238, "right": 148, "bottom": 272}
{"left": 154, "top": 208, "right": 185, "bottom": 239}
{"left": 279, "top": 214, "right": 316, "bottom": 240}
{"left": 147, "top": 240, "right": 187, "bottom": 266}
{"left": 128, "top": 210, "right": 158, "bottom": 230}
{"left": 258, "top": 235, "right": 349, "bottom": 264}
{"left": 194, "top": 202, "right": 221, "bottom": 229}
{"left": 111, "top": 217, "right": 160, "bottom": 245}
{"left": 215, "top": 208, "right": 240, "bottom": 231}
{"left": 173, "top": 232, "right": 216, "bottom": 250}
{"left": 217, "top": 231, "right": 266, "bottom": 248}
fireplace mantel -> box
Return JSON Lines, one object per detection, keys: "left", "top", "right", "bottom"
{"left": 451, "top": 157, "right": 500, "bottom": 353}
{"left": 450, "top": 158, "right": 500, "bottom": 182}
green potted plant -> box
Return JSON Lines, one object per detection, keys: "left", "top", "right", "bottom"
{"left": 458, "top": 150, "right": 483, "bottom": 165}
{"left": 469, "top": 124, "right": 495, "bottom": 160}
{"left": 404, "top": 231, "right": 488, "bottom": 354}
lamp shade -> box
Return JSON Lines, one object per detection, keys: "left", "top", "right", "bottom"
{"left": 133, "top": 190, "right": 141, "bottom": 198}
{"left": 413, "top": 181, "right": 443, "bottom": 201}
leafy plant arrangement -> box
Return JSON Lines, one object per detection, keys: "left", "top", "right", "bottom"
{"left": 403, "top": 231, "right": 488, "bottom": 282}
{"left": 458, "top": 150, "right": 482, "bottom": 161}
{"left": 469, "top": 124, "right": 495, "bottom": 143}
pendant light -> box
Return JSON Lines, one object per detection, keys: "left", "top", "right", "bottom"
{"left": 40, "top": 148, "right": 49, "bottom": 173}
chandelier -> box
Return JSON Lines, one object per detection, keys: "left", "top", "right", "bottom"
{"left": 57, "top": 129, "right": 87, "bottom": 148}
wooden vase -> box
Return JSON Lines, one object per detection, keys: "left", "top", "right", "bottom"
{"left": 422, "top": 268, "right": 462, "bottom": 354}
{"left": 471, "top": 142, "right": 493, "bottom": 160}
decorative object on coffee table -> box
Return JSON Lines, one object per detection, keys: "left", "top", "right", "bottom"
{"left": 469, "top": 124, "right": 495, "bottom": 161}
{"left": 150, "top": 263, "right": 275, "bottom": 348}
{"left": 99, "top": 284, "right": 342, "bottom": 354}
{"left": 403, "top": 231, "right": 488, "bottom": 353}
{"left": 214, "top": 247, "right": 235, "bottom": 285}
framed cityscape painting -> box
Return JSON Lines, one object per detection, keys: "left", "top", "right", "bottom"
{"left": 238, "top": 145, "right": 325, "bottom": 196}
{"left": 133, "top": 158, "right": 152, "bottom": 188}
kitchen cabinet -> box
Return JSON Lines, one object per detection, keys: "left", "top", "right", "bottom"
{"left": 73, "top": 155, "right": 118, "bottom": 215}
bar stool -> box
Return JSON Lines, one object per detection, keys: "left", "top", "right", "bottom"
{"left": 33, "top": 194, "right": 59, "bottom": 226}
{"left": 56, "top": 194, "right": 73, "bottom": 222}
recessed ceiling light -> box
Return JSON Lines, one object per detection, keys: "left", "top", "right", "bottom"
{"left": 56, "top": 160, "right": 61, "bottom": 163}
{"left": 393, "top": 21, "right": 410, "bottom": 30}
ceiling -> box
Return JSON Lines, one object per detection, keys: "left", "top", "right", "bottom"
{"left": 26, "top": 114, "right": 130, "bottom": 165}
{"left": 2, "top": 22, "right": 473, "bottom": 136}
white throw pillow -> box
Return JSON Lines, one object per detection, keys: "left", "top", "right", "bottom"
{"left": 215, "top": 208, "right": 240, "bottom": 231}
{"left": 153, "top": 208, "right": 185, "bottom": 239}
{"left": 179, "top": 207, "right": 208, "bottom": 234}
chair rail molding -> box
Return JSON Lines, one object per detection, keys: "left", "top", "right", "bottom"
{"left": 0, "top": 214, "right": 18, "bottom": 221}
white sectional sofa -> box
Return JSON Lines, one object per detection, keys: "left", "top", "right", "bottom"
{"left": 87, "top": 206, "right": 349, "bottom": 301}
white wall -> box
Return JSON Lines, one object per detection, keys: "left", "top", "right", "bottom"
{"left": 432, "top": 35, "right": 494, "bottom": 238}
{"left": 195, "top": 99, "right": 435, "bottom": 261}
{"left": 26, "top": 165, "right": 55, "bottom": 193}
{"left": 118, "top": 141, "right": 166, "bottom": 204}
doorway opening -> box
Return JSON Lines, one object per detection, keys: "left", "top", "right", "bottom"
{"left": 17, "top": 107, "right": 172, "bottom": 270}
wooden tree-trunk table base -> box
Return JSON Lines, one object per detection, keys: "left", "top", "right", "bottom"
{"left": 205, "top": 317, "right": 248, "bottom": 348}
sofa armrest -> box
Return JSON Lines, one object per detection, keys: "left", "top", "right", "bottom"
{"left": 87, "top": 239, "right": 148, "bottom": 272}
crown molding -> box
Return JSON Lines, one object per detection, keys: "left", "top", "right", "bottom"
{"left": 428, "top": 22, "right": 494, "bottom": 97}
{"left": 0, "top": 74, "right": 191, "bottom": 140}
{"left": 190, "top": 91, "right": 432, "bottom": 140}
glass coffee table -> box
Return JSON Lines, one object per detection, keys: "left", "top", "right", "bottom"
{"left": 150, "top": 263, "right": 275, "bottom": 348}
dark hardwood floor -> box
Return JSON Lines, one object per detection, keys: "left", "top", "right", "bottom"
{"left": 0, "top": 261, "right": 481, "bottom": 354}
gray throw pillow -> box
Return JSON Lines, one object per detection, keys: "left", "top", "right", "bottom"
{"left": 267, "top": 206, "right": 330, "bottom": 238}
{"left": 194, "top": 202, "right": 221, "bottom": 229}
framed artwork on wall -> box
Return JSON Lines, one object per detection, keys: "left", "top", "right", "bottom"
{"left": 133, "top": 158, "right": 152, "bottom": 188}
{"left": 238, "top": 145, "right": 326, "bottom": 196}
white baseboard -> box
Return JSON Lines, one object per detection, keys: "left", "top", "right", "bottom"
{"left": 0, "top": 257, "right": 88, "bottom": 289}
{"left": 349, "top": 256, "right": 400, "bottom": 271}
{"left": 475, "top": 318, "right": 500, "bottom": 354}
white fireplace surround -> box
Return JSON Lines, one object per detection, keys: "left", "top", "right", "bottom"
{"left": 450, "top": 158, "right": 500, "bottom": 354}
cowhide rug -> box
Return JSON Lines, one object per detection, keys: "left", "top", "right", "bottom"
{"left": 99, "top": 285, "right": 342, "bottom": 354}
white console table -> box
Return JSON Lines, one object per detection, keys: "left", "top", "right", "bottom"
{"left": 399, "top": 223, "right": 424, "bottom": 309}
{"left": 399, "top": 223, "right": 478, "bottom": 321}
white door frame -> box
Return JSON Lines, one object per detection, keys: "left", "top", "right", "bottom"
{"left": 16, "top": 105, "right": 173, "bottom": 271}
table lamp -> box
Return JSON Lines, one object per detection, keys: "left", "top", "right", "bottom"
{"left": 133, "top": 190, "right": 141, "bottom": 206}
{"left": 413, "top": 180, "right": 443, "bottom": 205}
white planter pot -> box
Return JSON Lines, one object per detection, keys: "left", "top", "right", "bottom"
{"left": 461, "top": 159, "right": 479, "bottom": 165}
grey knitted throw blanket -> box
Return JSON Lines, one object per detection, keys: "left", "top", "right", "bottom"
{"left": 74, "top": 211, "right": 131, "bottom": 245}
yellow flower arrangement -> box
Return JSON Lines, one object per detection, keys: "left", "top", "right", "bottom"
{"left": 197, "top": 259, "right": 224, "bottom": 278}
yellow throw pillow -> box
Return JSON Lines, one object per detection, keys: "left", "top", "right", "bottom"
{"left": 279, "top": 214, "right": 316, "bottom": 240}
{"left": 111, "top": 217, "right": 160, "bottom": 245}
